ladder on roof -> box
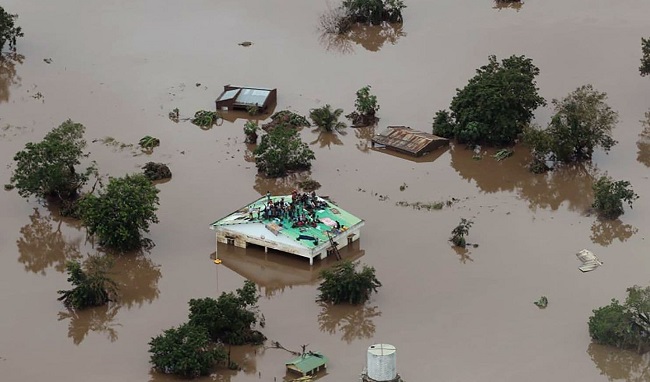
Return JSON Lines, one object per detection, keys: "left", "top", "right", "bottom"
{"left": 327, "top": 232, "right": 341, "bottom": 261}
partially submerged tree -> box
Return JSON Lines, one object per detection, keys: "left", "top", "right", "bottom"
{"left": 11, "top": 120, "right": 97, "bottom": 202}
{"left": 435, "top": 55, "right": 545, "bottom": 146}
{"left": 592, "top": 176, "right": 638, "bottom": 220}
{"left": 191, "top": 110, "right": 221, "bottom": 128}
{"left": 57, "top": 255, "right": 118, "bottom": 309}
{"left": 343, "top": 0, "right": 406, "bottom": 25}
{"left": 79, "top": 174, "right": 160, "bottom": 251}
{"left": 254, "top": 125, "right": 315, "bottom": 177}
{"left": 318, "top": 260, "right": 382, "bottom": 304}
{"left": 142, "top": 162, "right": 172, "bottom": 181}
{"left": 188, "top": 281, "right": 266, "bottom": 345}
{"left": 149, "top": 323, "right": 226, "bottom": 378}
{"left": 0, "top": 6, "right": 23, "bottom": 52}
{"left": 310, "top": 104, "right": 347, "bottom": 132}
{"left": 641, "top": 37, "right": 650, "bottom": 77}
{"left": 347, "top": 85, "right": 380, "bottom": 126}
{"left": 244, "top": 121, "right": 260, "bottom": 144}
{"left": 450, "top": 218, "right": 473, "bottom": 248}
{"left": 589, "top": 285, "right": 650, "bottom": 353}
{"left": 524, "top": 85, "right": 618, "bottom": 169}
{"left": 261, "top": 110, "right": 310, "bottom": 132}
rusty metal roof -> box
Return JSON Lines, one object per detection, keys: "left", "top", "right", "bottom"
{"left": 371, "top": 126, "right": 448, "bottom": 156}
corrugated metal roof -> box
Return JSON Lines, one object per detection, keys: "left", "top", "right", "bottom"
{"left": 286, "top": 352, "right": 328, "bottom": 374}
{"left": 217, "top": 89, "right": 239, "bottom": 101}
{"left": 372, "top": 126, "right": 448, "bottom": 156}
{"left": 235, "top": 88, "right": 270, "bottom": 107}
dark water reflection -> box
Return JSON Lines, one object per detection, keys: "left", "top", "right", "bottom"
{"left": 354, "top": 126, "right": 375, "bottom": 153}
{"left": 636, "top": 111, "right": 650, "bottom": 167}
{"left": 590, "top": 220, "right": 638, "bottom": 247}
{"left": 451, "top": 145, "right": 595, "bottom": 213}
{"left": 16, "top": 208, "right": 83, "bottom": 275}
{"left": 588, "top": 342, "right": 650, "bottom": 381}
{"left": 112, "top": 253, "right": 162, "bottom": 309}
{"left": 253, "top": 171, "right": 313, "bottom": 196}
{"left": 309, "top": 130, "right": 345, "bottom": 149}
{"left": 58, "top": 304, "right": 120, "bottom": 345}
{"left": 319, "top": 23, "right": 406, "bottom": 54}
{"left": 452, "top": 245, "right": 474, "bottom": 264}
{"left": 493, "top": 0, "right": 524, "bottom": 11}
{"left": 0, "top": 53, "right": 23, "bottom": 103}
{"left": 317, "top": 303, "right": 380, "bottom": 343}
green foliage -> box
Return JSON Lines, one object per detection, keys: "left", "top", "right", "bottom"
{"left": 592, "top": 176, "right": 638, "bottom": 219}
{"left": 79, "top": 174, "right": 160, "bottom": 251}
{"left": 188, "top": 281, "right": 266, "bottom": 345}
{"left": 342, "top": 0, "right": 406, "bottom": 24}
{"left": 138, "top": 135, "right": 160, "bottom": 150}
{"left": 0, "top": 7, "right": 23, "bottom": 52}
{"left": 524, "top": 85, "right": 618, "bottom": 167}
{"left": 589, "top": 286, "right": 650, "bottom": 353}
{"left": 246, "top": 104, "right": 260, "bottom": 116}
{"left": 450, "top": 218, "right": 473, "bottom": 248}
{"left": 432, "top": 109, "right": 456, "bottom": 138}
{"left": 57, "top": 256, "right": 118, "bottom": 309}
{"left": 318, "top": 260, "right": 382, "bottom": 305}
{"left": 254, "top": 125, "right": 315, "bottom": 177}
{"left": 149, "top": 323, "right": 226, "bottom": 378}
{"left": 268, "top": 110, "right": 311, "bottom": 128}
{"left": 534, "top": 296, "right": 548, "bottom": 309}
{"left": 244, "top": 121, "right": 259, "bottom": 143}
{"left": 142, "top": 162, "right": 172, "bottom": 181}
{"left": 641, "top": 37, "right": 650, "bottom": 77}
{"left": 11, "top": 120, "right": 96, "bottom": 201}
{"left": 191, "top": 110, "right": 221, "bottom": 128}
{"left": 354, "top": 85, "right": 379, "bottom": 117}
{"left": 445, "top": 55, "right": 546, "bottom": 145}
{"left": 310, "top": 104, "right": 347, "bottom": 132}
{"left": 493, "top": 149, "right": 513, "bottom": 161}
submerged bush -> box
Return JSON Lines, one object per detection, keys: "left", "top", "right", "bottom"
{"left": 592, "top": 176, "right": 638, "bottom": 219}
{"left": 318, "top": 260, "right": 382, "bottom": 304}
{"left": 254, "top": 125, "right": 315, "bottom": 177}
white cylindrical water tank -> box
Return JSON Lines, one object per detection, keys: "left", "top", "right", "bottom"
{"left": 367, "top": 343, "right": 397, "bottom": 381}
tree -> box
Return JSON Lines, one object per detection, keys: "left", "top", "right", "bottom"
{"left": 149, "top": 323, "right": 226, "bottom": 378}
{"left": 592, "top": 176, "right": 638, "bottom": 219}
{"left": 11, "top": 120, "right": 96, "bottom": 201}
{"left": 254, "top": 125, "right": 315, "bottom": 177}
{"left": 342, "top": 0, "right": 406, "bottom": 25}
{"left": 79, "top": 174, "right": 160, "bottom": 251}
{"left": 450, "top": 218, "right": 473, "bottom": 248}
{"left": 588, "top": 286, "right": 650, "bottom": 353}
{"left": 641, "top": 37, "right": 650, "bottom": 77}
{"left": 437, "top": 55, "right": 546, "bottom": 146}
{"left": 524, "top": 85, "right": 618, "bottom": 168}
{"left": 318, "top": 260, "right": 382, "bottom": 304}
{"left": 188, "top": 280, "right": 266, "bottom": 345}
{"left": 57, "top": 255, "right": 118, "bottom": 309}
{"left": 347, "top": 85, "right": 380, "bottom": 126}
{"left": 0, "top": 6, "right": 23, "bottom": 52}
{"left": 310, "top": 104, "right": 347, "bottom": 132}
{"left": 243, "top": 120, "right": 259, "bottom": 144}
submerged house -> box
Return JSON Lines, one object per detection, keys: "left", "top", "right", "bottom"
{"left": 210, "top": 194, "right": 364, "bottom": 265}
{"left": 215, "top": 85, "right": 277, "bottom": 112}
{"left": 286, "top": 351, "right": 328, "bottom": 376}
{"left": 371, "top": 126, "right": 449, "bottom": 157}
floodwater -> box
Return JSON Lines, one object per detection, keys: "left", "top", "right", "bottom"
{"left": 1, "top": 0, "right": 649, "bottom": 381}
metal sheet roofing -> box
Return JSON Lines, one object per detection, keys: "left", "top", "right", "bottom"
{"left": 286, "top": 352, "right": 328, "bottom": 374}
{"left": 372, "top": 126, "right": 448, "bottom": 156}
{"left": 217, "top": 89, "right": 239, "bottom": 101}
{"left": 235, "top": 88, "right": 270, "bottom": 107}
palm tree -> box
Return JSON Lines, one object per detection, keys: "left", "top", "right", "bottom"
{"left": 309, "top": 104, "right": 347, "bottom": 132}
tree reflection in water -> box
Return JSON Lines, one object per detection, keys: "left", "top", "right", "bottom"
{"left": 317, "top": 302, "right": 381, "bottom": 343}
{"left": 355, "top": 126, "right": 376, "bottom": 154}
{"left": 0, "top": 52, "right": 23, "bottom": 103}
{"left": 636, "top": 110, "right": 650, "bottom": 167}
{"left": 253, "top": 171, "right": 312, "bottom": 196}
{"left": 320, "top": 22, "right": 406, "bottom": 54}
{"left": 310, "top": 130, "right": 344, "bottom": 149}
{"left": 588, "top": 342, "right": 650, "bottom": 382}
{"left": 452, "top": 245, "right": 474, "bottom": 264}
{"left": 16, "top": 208, "right": 83, "bottom": 275}
{"left": 58, "top": 304, "right": 120, "bottom": 345}
{"left": 590, "top": 219, "right": 638, "bottom": 247}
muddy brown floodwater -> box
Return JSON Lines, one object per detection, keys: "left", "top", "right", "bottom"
{"left": 1, "top": 0, "right": 649, "bottom": 381}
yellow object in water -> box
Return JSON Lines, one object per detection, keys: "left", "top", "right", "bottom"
{"left": 214, "top": 259, "right": 222, "bottom": 264}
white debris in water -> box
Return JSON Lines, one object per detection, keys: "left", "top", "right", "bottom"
{"left": 576, "top": 249, "right": 603, "bottom": 272}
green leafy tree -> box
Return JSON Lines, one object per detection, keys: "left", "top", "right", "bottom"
{"left": 432, "top": 109, "right": 456, "bottom": 138}
{"left": 524, "top": 85, "right": 618, "bottom": 167}
{"left": 318, "top": 260, "right": 382, "bottom": 304}
{"left": 589, "top": 286, "right": 650, "bottom": 353}
{"left": 592, "top": 176, "right": 638, "bottom": 219}
{"left": 79, "top": 174, "right": 160, "bottom": 251}
{"left": 342, "top": 0, "right": 406, "bottom": 24}
{"left": 254, "top": 125, "right": 315, "bottom": 177}
{"left": 440, "top": 55, "right": 546, "bottom": 145}
{"left": 348, "top": 86, "right": 380, "bottom": 126}
{"left": 188, "top": 280, "right": 265, "bottom": 345}
{"left": 149, "top": 323, "right": 226, "bottom": 378}
{"left": 0, "top": 6, "right": 23, "bottom": 52}
{"left": 244, "top": 120, "right": 259, "bottom": 144}
{"left": 57, "top": 255, "right": 118, "bottom": 309}
{"left": 310, "top": 104, "right": 347, "bottom": 132}
{"left": 11, "top": 120, "right": 96, "bottom": 201}
{"left": 641, "top": 37, "right": 650, "bottom": 77}
{"left": 450, "top": 218, "right": 473, "bottom": 248}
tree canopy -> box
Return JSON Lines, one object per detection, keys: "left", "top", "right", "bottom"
{"left": 592, "top": 176, "right": 638, "bottom": 220}
{"left": 318, "top": 260, "right": 382, "bottom": 304}
{"left": 57, "top": 255, "right": 118, "bottom": 309}
{"left": 524, "top": 85, "right": 618, "bottom": 169}
{"left": 342, "top": 0, "right": 406, "bottom": 24}
{"left": 641, "top": 37, "right": 650, "bottom": 77}
{"left": 254, "top": 125, "right": 315, "bottom": 177}
{"left": 11, "top": 120, "right": 96, "bottom": 201}
{"left": 79, "top": 174, "right": 159, "bottom": 251}
{"left": 0, "top": 6, "right": 23, "bottom": 52}
{"left": 188, "top": 280, "right": 266, "bottom": 345}
{"left": 589, "top": 286, "right": 650, "bottom": 353}
{"left": 434, "top": 55, "right": 546, "bottom": 146}
{"left": 149, "top": 323, "right": 226, "bottom": 378}
{"left": 310, "top": 104, "right": 347, "bottom": 132}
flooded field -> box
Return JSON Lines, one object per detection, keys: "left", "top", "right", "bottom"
{"left": 1, "top": 0, "right": 650, "bottom": 381}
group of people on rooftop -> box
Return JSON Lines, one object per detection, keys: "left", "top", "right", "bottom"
{"left": 253, "top": 190, "right": 332, "bottom": 229}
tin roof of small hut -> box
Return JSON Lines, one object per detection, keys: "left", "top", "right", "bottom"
{"left": 372, "top": 126, "right": 448, "bottom": 156}
{"left": 216, "top": 85, "right": 275, "bottom": 108}
{"left": 286, "top": 352, "right": 328, "bottom": 374}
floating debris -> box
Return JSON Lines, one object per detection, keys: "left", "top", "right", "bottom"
{"left": 4, "top": 184, "right": 15, "bottom": 191}
{"left": 43, "top": 58, "right": 53, "bottom": 64}
{"left": 238, "top": 41, "right": 253, "bottom": 47}
{"left": 168, "top": 108, "right": 180, "bottom": 123}
{"left": 142, "top": 162, "right": 171, "bottom": 181}
{"left": 139, "top": 135, "right": 160, "bottom": 150}
{"left": 399, "top": 183, "right": 407, "bottom": 191}
{"left": 576, "top": 249, "right": 603, "bottom": 272}
{"left": 493, "top": 149, "right": 513, "bottom": 161}
{"left": 534, "top": 296, "right": 548, "bottom": 309}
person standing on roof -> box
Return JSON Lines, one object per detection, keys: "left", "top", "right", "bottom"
{"left": 266, "top": 191, "right": 271, "bottom": 203}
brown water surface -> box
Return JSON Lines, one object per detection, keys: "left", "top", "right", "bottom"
{"left": 1, "top": 0, "right": 650, "bottom": 381}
